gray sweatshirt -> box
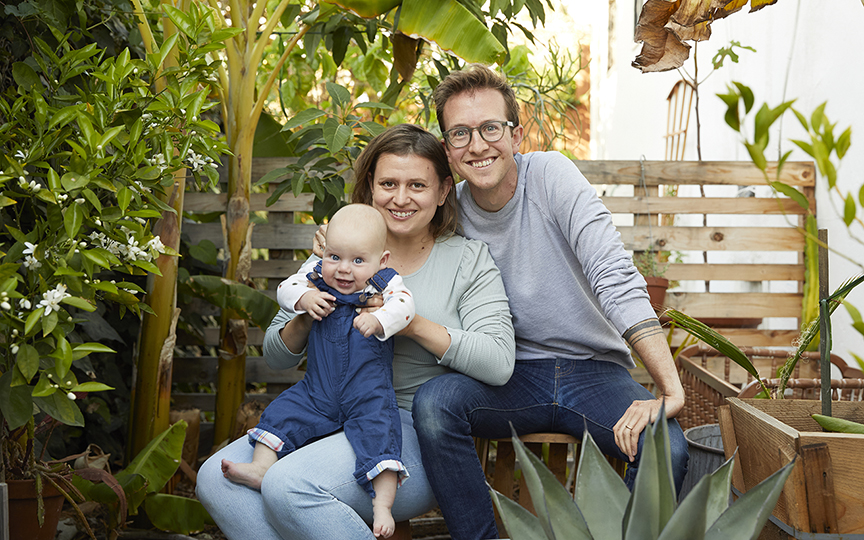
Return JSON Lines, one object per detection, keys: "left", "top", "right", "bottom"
{"left": 457, "top": 151, "right": 655, "bottom": 368}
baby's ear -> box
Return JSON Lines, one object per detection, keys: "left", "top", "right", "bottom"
{"left": 379, "top": 250, "right": 390, "bottom": 269}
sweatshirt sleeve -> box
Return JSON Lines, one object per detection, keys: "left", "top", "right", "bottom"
{"left": 546, "top": 154, "right": 656, "bottom": 333}
{"left": 262, "top": 307, "right": 305, "bottom": 371}
{"left": 438, "top": 240, "right": 516, "bottom": 386}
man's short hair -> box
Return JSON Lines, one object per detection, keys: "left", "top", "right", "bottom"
{"left": 433, "top": 64, "right": 520, "bottom": 132}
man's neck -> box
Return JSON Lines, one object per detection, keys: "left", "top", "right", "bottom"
{"left": 469, "top": 175, "right": 518, "bottom": 212}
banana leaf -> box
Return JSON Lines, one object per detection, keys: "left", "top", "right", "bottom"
{"left": 181, "top": 275, "right": 279, "bottom": 331}
{"left": 145, "top": 493, "right": 215, "bottom": 534}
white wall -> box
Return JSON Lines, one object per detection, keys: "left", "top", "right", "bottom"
{"left": 589, "top": 0, "right": 864, "bottom": 364}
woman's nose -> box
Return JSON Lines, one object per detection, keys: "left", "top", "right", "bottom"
{"left": 393, "top": 186, "right": 409, "bottom": 205}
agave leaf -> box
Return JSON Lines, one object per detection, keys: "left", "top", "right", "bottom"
{"left": 651, "top": 404, "right": 677, "bottom": 528}
{"left": 704, "top": 459, "right": 795, "bottom": 540}
{"left": 489, "top": 489, "right": 550, "bottom": 540}
{"left": 509, "top": 425, "right": 593, "bottom": 539}
{"left": 705, "top": 455, "right": 735, "bottom": 529}
{"left": 575, "top": 430, "right": 629, "bottom": 540}
{"left": 622, "top": 423, "right": 660, "bottom": 540}
{"left": 656, "top": 473, "right": 708, "bottom": 540}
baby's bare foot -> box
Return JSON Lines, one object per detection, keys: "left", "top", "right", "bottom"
{"left": 372, "top": 506, "right": 395, "bottom": 538}
{"left": 221, "top": 458, "right": 268, "bottom": 490}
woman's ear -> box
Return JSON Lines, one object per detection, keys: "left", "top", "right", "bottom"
{"left": 379, "top": 250, "right": 391, "bottom": 269}
{"left": 439, "top": 176, "right": 453, "bottom": 206}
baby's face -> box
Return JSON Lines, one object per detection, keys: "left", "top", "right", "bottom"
{"left": 320, "top": 226, "right": 384, "bottom": 295}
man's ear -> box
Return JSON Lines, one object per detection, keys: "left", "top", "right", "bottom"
{"left": 379, "top": 250, "right": 391, "bottom": 269}
{"left": 511, "top": 123, "right": 524, "bottom": 154}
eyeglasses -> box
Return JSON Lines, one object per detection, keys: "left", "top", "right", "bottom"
{"left": 442, "top": 120, "right": 515, "bottom": 148}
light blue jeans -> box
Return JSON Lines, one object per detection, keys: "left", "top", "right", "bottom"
{"left": 196, "top": 409, "right": 437, "bottom": 540}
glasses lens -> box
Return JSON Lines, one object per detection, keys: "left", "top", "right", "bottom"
{"left": 447, "top": 128, "right": 470, "bottom": 148}
{"left": 479, "top": 122, "right": 504, "bottom": 142}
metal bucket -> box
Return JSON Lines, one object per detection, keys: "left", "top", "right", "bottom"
{"left": 678, "top": 423, "right": 725, "bottom": 501}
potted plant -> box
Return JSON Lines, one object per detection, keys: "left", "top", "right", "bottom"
{"left": 0, "top": 19, "right": 224, "bottom": 538}
{"left": 633, "top": 249, "right": 669, "bottom": 310}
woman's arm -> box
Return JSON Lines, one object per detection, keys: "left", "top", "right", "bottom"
{"left": 408, "top": 240, "right": 516, "bottom": 386}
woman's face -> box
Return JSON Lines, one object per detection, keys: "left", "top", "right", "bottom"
{"left": 370, "top": 153, "right": 451, "bottom": 241}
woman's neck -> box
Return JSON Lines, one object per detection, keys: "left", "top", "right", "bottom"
{"left": 386, "top": 231, "right": 436, "bottom": 275}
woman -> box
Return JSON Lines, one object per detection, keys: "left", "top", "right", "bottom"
{"left": 196, "top": 124, "right": 515, "bottom": 539}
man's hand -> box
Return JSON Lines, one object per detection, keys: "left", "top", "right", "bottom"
{"left": 613, "top": 393, "right": 685, "bottom": 461}
{"left": 354, "top": 312, "right": 384, "bottom": 338}
{"left": 297, "top": 289, "right": 335, "bottom": 321}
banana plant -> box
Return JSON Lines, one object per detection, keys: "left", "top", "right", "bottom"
{"left": 491, "top": 405, "right": 795, "bottom": 540}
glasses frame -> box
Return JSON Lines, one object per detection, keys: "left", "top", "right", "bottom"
{"left": 442, "top": 120, "right": 516, "bottom": 148}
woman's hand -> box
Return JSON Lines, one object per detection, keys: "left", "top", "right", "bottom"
{"left": 313, "top": 224, "right": 328, "bottom": 257}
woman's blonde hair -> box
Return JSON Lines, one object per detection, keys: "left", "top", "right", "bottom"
{"left": 352, "top": 124, "right": 458, "bottom": 239}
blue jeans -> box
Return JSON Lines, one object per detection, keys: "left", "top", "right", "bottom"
{"left": 196, "top": 409, "right": 437, "bottom": 540}
{"left": 412, "top": 358, "right": 689, "bottom": 540}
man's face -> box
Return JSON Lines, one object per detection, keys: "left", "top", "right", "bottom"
{"left": 441, "top": 88, "right": 523, "bottom": 202}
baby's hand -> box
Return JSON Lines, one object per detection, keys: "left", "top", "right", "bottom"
{"left": 354, "top": 312, "right": 384, "bottom": 338}
{"left": 297, "top": 289, "right": 335, "bottom": 321}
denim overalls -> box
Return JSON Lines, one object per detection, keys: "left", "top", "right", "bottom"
{"left": 252, "top": 262, "right": 404, "bottom": 496}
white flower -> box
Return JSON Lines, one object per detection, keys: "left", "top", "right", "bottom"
{"left": 150, "top": 154, "right": 167, "bottom": 168}
{"left": 37, "top": 284, "right": 71, "bottom": 316}
{"left": 23, "top": 242, "right": 36, "bottom": 256}
{"left": 186, "top": 150, "right": 208, "bottom": 172}
{"left": 23, "top": 255, "right": 41, "bottom": 270}
{"left": 57, "top": 193, "right": 68, "bottom": 202}
{"left": 67, "top": 392, "right": 76, "bottom": 400}
{"left": 0, "top": 301, "right": 10, "bottom": 310}
{"left": 11, "top": 345, "right": 19, "bottom": 354}
{"left": 14, "top": 150, "right": 26, "bottom": 160}
{"left": 20, "top": 299, "right": 31, "bottom": 309}
{"left": 146, "top": 236, "right": 166, "bottom": 253}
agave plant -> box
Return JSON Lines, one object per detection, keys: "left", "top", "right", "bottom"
{"left": 490, "top": 405, "right": 794, "bottom": 540}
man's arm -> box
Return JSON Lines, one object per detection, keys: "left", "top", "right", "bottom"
{"left": 614, "top": 318, "right": 685, "bottom": 461}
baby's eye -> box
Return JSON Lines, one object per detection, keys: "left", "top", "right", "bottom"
{"left": 353, "top": 257, "right": 364, "bottom": 264}
{"left": 329, "top": 254, "right": 339, "bottom": 261}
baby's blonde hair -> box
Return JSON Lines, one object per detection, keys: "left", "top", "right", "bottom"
{"left": 326, "top": 204, "right": 388, "bottom": 254}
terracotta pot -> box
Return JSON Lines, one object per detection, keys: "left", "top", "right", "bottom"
{"left": 644, "top": 276, "right": 669, "bottom": 311}
{"left": 7, "top": 478, "right": 66, "bottom": 540}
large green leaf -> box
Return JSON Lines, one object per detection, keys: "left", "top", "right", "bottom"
{"left": 33, "top": 390, "right": 85, "bottom": 426}
{"left": 117, "top": 421, "right": 187, "bottom": 503}
{"left": 181, "top": 275, "right": 279, "bottom": 330}
{"left": 651, "top": 406, "right": 678, "bottom": 528}
{"left": 145, "top": 494, "right": 215, "bottom": 534}
{"left": 0, "top": 371, "right": 34, "bottom": 430}
{"left": 622, "top": 420, "right": 660, "bottom": 540}
{"left": 489, "top": 489, "right": 548, "bottom": 540}
{"left": 656, "top": 474, "right": 708, "bottom": 540}
{"left": 508, "top": 426, "right": 593, "bottom": 539}
{"left": 704, "top": 459, "right": 795, "bottom": 540}
{"left": 398, "top": 0, "right": 507, "bottom": 65}
{"left": 574, "top": 429, "right": 629, "bottom": 540}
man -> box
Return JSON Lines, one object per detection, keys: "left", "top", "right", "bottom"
{"left": 411, "top": 64, "right": 689, "bottom": 540}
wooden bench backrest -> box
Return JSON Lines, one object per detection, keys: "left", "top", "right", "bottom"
{"left": 172, "top": 159, "right": 816, "bottom": 414}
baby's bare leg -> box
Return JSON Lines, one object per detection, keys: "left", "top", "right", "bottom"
{"left": 371, "top": 470, "right": 398, "bottom": 538}
{"left": 221, "top": 442, "right": 278, "bottom": 490}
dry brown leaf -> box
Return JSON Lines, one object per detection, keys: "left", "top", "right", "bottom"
{"left": 392, "top": 32, "right": 420, "bottom": 82}
{"left": 633, "top": 26, "right": 692, "bottom": 73}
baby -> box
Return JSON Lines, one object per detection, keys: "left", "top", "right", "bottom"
{"left": 221, "top": 204, "right": 414, "bottom": 538}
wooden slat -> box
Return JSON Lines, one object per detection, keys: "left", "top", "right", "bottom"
{"left": 800, "top": 443, "right": 839, "bottom": 534}
{"left": 619, "top": 225, "right": 806, "bottom": 252}
{"left": 184, "top": 192, "right": 315, "bottom": 213}
{"left": 177, "top": 327, "right": 266, "bottom": 347}
{"left": 666, "top": 328, "right": 800, "bottom": 348}
{"left": 576, "top": 160, "right": 816, "bottom": 188}
{"left": 251, "top": 259, "right": 305, "bottom": 279}
{"left": 602, "top": 196, "right": 811, "bottom": 215}
{"left": 664, "top": 292, "right": 802, "bottom": 318}
{"left": 183, "top": 222, "right": 319, "bottom": 250}
{"left": 664, "top": 263, "right": 804, "bottom": 282}
{"left": 173, "top": 356, "right": 304, "bottom": 384}
{"left": 172, "top": 392, "right": 280, "bottom": 411}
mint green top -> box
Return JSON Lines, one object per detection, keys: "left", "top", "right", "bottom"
{"left": 263, "top": 234, "right": 516, "bottom": 410}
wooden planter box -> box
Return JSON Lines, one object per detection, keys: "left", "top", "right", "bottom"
{"left": 718, "top": 398, "right": 864, "bottom": 535}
